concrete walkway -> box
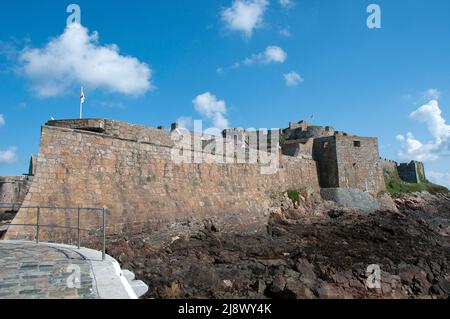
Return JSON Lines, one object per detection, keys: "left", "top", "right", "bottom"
{"left": 0, "top": 241, "right": 148, "bottom": 299}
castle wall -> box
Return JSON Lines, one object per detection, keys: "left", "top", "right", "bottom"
{"left": 398, "top": 161, "right": 426, "bottom": 184}
{"left": 312, "top": 136, "right": 385, "bottom": 193}
{"left": 335, "top": 136, "right": 385, "bottom": 193}
{"left": 380, "top": 159, "right": 398, "bottom": 174}
{"left": 0, "top": 176, "right": 32, "bottom": 205}
{"left": 283, "top": 125, "right": 335, "bottom": 140}
{"left": 282, "top": 139, "right": 314, "bottom": 159}
{"left": 313, "top": 137, "right": 339, "bottom": 188}
{"left": 6, "top": 120, "right": 320, "bottom": 244}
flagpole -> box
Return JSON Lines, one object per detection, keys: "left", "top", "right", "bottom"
{"left": 79, "top": 86, "right": 83, "bottom": 119}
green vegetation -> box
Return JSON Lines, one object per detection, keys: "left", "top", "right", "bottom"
{"left": 384, "top": 169, "right": 449, "bottom": 195}
{"left": 286, "top": 187, "right": 308, "bottom": 204}
{"left": 417, "top": 165, "right": 427, "bottom": 183}
{"left": 287, "top": 189, "right": 300, "bottom": 204}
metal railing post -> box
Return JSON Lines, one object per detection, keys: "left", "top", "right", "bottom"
{"left": 1, "top": 204, "right": 108, "bottom": 260}
{"left": 36, "top": 207, "right": 40, "bottom": 244}
{"left": 77, "top": 208, "right": 81, "bottom": 249}
{"left": 102, "top": 208, "right": 106, "bottom": 261}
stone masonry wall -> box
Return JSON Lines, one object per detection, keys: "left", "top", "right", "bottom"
{"left": 312, "top": 136, "right": 385, "bottom": 194}
{"left": 398, "top": 161, "right": 426, "bottom": 184}
{"left": 380, "top": 159, "right": 398, "bottom": 174}
{"left": 313, "top": 137, "right": 339, "bottom": 188}
{"left": 6, "top": 120, "right": 319, "bottom": 244}
{"left": 335, "top": 136, "right": 385, "bottom": 194}
{"left": 0, "top": 177, "right": 32, "bottom": 205}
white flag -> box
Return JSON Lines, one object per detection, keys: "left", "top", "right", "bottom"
{"left": 80, "top": 87, "right": 85, "bottom": 104}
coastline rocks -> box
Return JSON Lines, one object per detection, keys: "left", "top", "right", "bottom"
{"left": 106, "top": 192, "right": 450, "bottom": 299}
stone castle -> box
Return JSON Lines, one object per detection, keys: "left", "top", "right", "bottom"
{"left": 0, "top": 119, "right": 426, "bottom": 243}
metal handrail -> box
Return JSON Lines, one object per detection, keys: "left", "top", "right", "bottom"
{"left": 0, "top": 203, "right": 107, "bottom": 261}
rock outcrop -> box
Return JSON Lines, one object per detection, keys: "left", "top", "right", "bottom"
{"left": 105, "top": 192, "right": 450, "bottom": 299}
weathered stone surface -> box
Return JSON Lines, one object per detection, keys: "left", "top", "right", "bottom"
{"left": 398, "top": 161, "right": 426, "bottom": 184}
{"left": 313, "top": 135, "right": 385, "bottom": 193}
{"left": 320, "top": 188, "right": 380, "bottom": 212}
{"left": 0, "top": 242, "right": 97, "bottom": 299}
{"left": 104, "top": 193, "right": 449, "bottom": 299}
{"left": 0, "top": 176, "right": 32, "bottom": 205}
{"left": 6, "top": 120, "right": 320, "bottom": 244}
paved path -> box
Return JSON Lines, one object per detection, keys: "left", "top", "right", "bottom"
{"left": 0, "top": 241, "right": 147, "bottom": 299}
{"left": 0, "top": 242, "right": 97, "bottom": 299}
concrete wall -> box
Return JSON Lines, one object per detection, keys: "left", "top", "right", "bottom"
{"left": 6, "top": 120, "right": 320, "bottom": 244}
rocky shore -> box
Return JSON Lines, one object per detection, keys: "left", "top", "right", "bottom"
{"left": 74, "top": 192, "right": 450, "bottom": 299}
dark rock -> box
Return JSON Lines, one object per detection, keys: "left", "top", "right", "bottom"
{"left": 103, "top": 192, "right": 450, "bottom": 300}
{"left": 412, "top": 271, "right": 431, "bottom": 294}
{"left": 294, "top": 259, "right": 317, "bottom": 281}
{"left": 328, "top": 210, "right": 344, "bottom": 219}
{"left": 252, "top": 279, "right": 266, "bottom": 295}
{"left": 270, "top": 275, "right": 286, "bottom": 294}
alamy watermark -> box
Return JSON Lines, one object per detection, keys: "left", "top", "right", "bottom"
{"left": 66, "top": 4, "right": 381, "bottom": 30}
{"left": 67, "top": 4, "right": 81, "bottom": 26}
{"left": 170, "top": 120, "right": 281, "bottom": 175}
{"left": 366, "top": 264, "right": 382, "bottom": 289}
{"left": 367, "top": 4, "right": 382, "bottom": 29}
{"left": 66, "top": 264, "right": 82, "bottom": 289}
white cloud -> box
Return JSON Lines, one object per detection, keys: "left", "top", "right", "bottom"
{"left": 193, "top": 92, "right": 229, "bottom": 130}
{"left": 423, "top": 88, "right": 441, "bottom": 101}
{"left": 177, "top": 116, "right": 194, "bottom": 130}
{"left": 397, "top": 99, "right": 450, "bottom": 162}
{"left": 279, "top": 0, "right": 295, "bottom": 8}
{"left": 244, "top": 46, "right": 287, "bottom": 65}
{"left": 279, "top": 27, "right": 291, "bottom": 38}
{"left": 193, "top": 92, "right": 227, "bottom": 117}
{"left": 213, "top": 112, "right": 229, "bottom": 130}
{"left": 218, "top": 46, "right": 287, "bottom": 74}
{"left": 396, "top": 133, "right": 439, "bottom": 162}
{"left": 222, "top": 0, "right": 269, "bottom": 38}
{"left": 427, "top": 171, "right": 450, "bottom": 189}
{"left": 284, "top": 71, "right": 304, "bottom": 87}
{"left": 0, "top": 114, "right": 4, "bottom": 126}
{"left": 19, "top": 24, "right": 152, "bottom": 98}
{"left": 410, "top": 100, "right": 450, "bottom": 144}
{"left": 0, "top": 147, "right": 18, "bottom": 165}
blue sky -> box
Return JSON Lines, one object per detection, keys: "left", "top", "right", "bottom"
{"left": 0, "top": 0, "right": 449, "bottom": 187}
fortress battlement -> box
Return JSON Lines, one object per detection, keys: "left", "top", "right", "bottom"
{"left": 1, "top": 118, "right": 427, "bottom": 245}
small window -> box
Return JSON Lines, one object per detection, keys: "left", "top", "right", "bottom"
{"left": 353, "top": 141, "right": 361, "bottom": 147}
{"left": 323, "top": 142, "right": 329, "bottom": 149}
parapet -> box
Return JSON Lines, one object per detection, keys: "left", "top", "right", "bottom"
{"left": 46, "top": 119, "right": 173, "bottom": 147}
{"left": 283, "top": 121, "right": 336, "bottom": 140}
{"left": 47, "top": 119, "right": 106, "bottom": 133}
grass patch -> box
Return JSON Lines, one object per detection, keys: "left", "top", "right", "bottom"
{"left": 384, "top": 170, "right": 449, "bottom": 195}
{"left": 286, "top": 188, "right": 309, "bottom": 204}
{"left": 287, "top": 190, "right": 300, "bottom": 204}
